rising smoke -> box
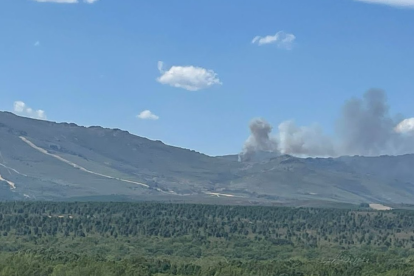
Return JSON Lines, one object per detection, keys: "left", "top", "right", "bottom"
{"left": 337, "top": 89, "right": 407, "bottom": 156}
{"left": 240, "top": 90, "right": 414, "bottom": 161}
{"left": 278, "top": 120, "right": 336, "bottom": 157}
{"left": 240, "top": 118, "right": 278, "bottom": 162}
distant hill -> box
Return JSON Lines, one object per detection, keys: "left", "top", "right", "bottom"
{"left": 1, "top": 111, "right": 414, "bottom": 205}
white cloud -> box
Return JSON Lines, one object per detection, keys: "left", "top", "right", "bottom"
{"left": 157, "top": 61, "right": 222, "bottom": 91}
{"left": 355, "top": 0, "right": 414, "bottom": 8}
{"left": 252, "top": 31, "right": 296, "bottom": 49}
{"left": 13, "top": 101, "right": 47, "bottom": 120}
{"left": 34, "top": 41, "right": 40, "bottom": 47}
{"left": 33, "top": 0, "right": 99, "bottom": 3}
{"left": 13, "top": 101, "right": 26, "bottom": 113}
{"left": 395, "top": 118, "right": 414, "bottom": 134}
{"left": 137, "top": 110, "right": 159, "bottom": 120}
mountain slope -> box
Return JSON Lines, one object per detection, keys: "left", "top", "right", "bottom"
{"left": 1, "top": 111, "right": 414, "bottom": 205}
{"left": 228, "top": 155, "right": 414, "bottom": 204}
{"left": 0, "top": 112, "right": 240, "bottom": 200}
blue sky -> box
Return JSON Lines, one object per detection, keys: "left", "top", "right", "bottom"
{"left": 1, "top": 0, "right": 414, "bottom": 156}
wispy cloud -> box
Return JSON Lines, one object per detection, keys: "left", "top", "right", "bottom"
{"left": 157, "top": 61, "right": 222, "bottom": 91}
{"left": 34, "top": 41, "right": 40, "bottom": 47}
{"left": 33, "top": 0, "right": 99, "bottom": 3}
{"left": 137, "top": 110, "right": 159, "bottom": 120}
{"left": 252, "top": 31, "right": 296, "bottom": 49}
{"left": 355, "top": 0, "right": 414, "bottom": 8}
{"left": 13, "top": 101, "right": 47, "bottom": 120}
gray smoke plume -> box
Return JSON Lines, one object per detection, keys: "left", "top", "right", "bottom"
{"left": 337, "top": 89, "right": 414, "bottom": 156}
{"left": 239, "top": 118, "right": 278, "bottom": 161}
{"left": 278, "top": 120, "right": 336, "bottom": 157}
{"left": 239, "top": 89, "right": 414, "bottom": 160}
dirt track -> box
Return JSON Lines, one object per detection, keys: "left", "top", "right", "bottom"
{"left": 369, "top": 203, "right": 392, "bottom": 211}
{"left": 19, "top": 136, "right": 149, "bottom": 189}
{"left": 0, "top": 173, "right": 15, "bottom": 189}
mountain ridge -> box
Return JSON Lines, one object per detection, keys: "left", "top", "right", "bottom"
{"left": 1, "top": 111, "right": 414, "bottom": 206}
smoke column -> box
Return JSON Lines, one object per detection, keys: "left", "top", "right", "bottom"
{"left": 239, "top": 90, "right": 414, "bottom": 160}
{"left": 336, "top": 89, "right": 404, "bottom": 156}
{"left": 239, "top": 118, "right": 278, "bottom": 161}
{"left": 278, "top": 120, "right": 336, "bottom": 157}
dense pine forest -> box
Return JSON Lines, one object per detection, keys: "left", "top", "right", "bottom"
{"left": 1, "top": 202, "right": 414, "bottom": 275}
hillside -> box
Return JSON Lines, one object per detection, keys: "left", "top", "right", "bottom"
{"left": 1, "top": 111, "right": 414, "bottom": 205}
